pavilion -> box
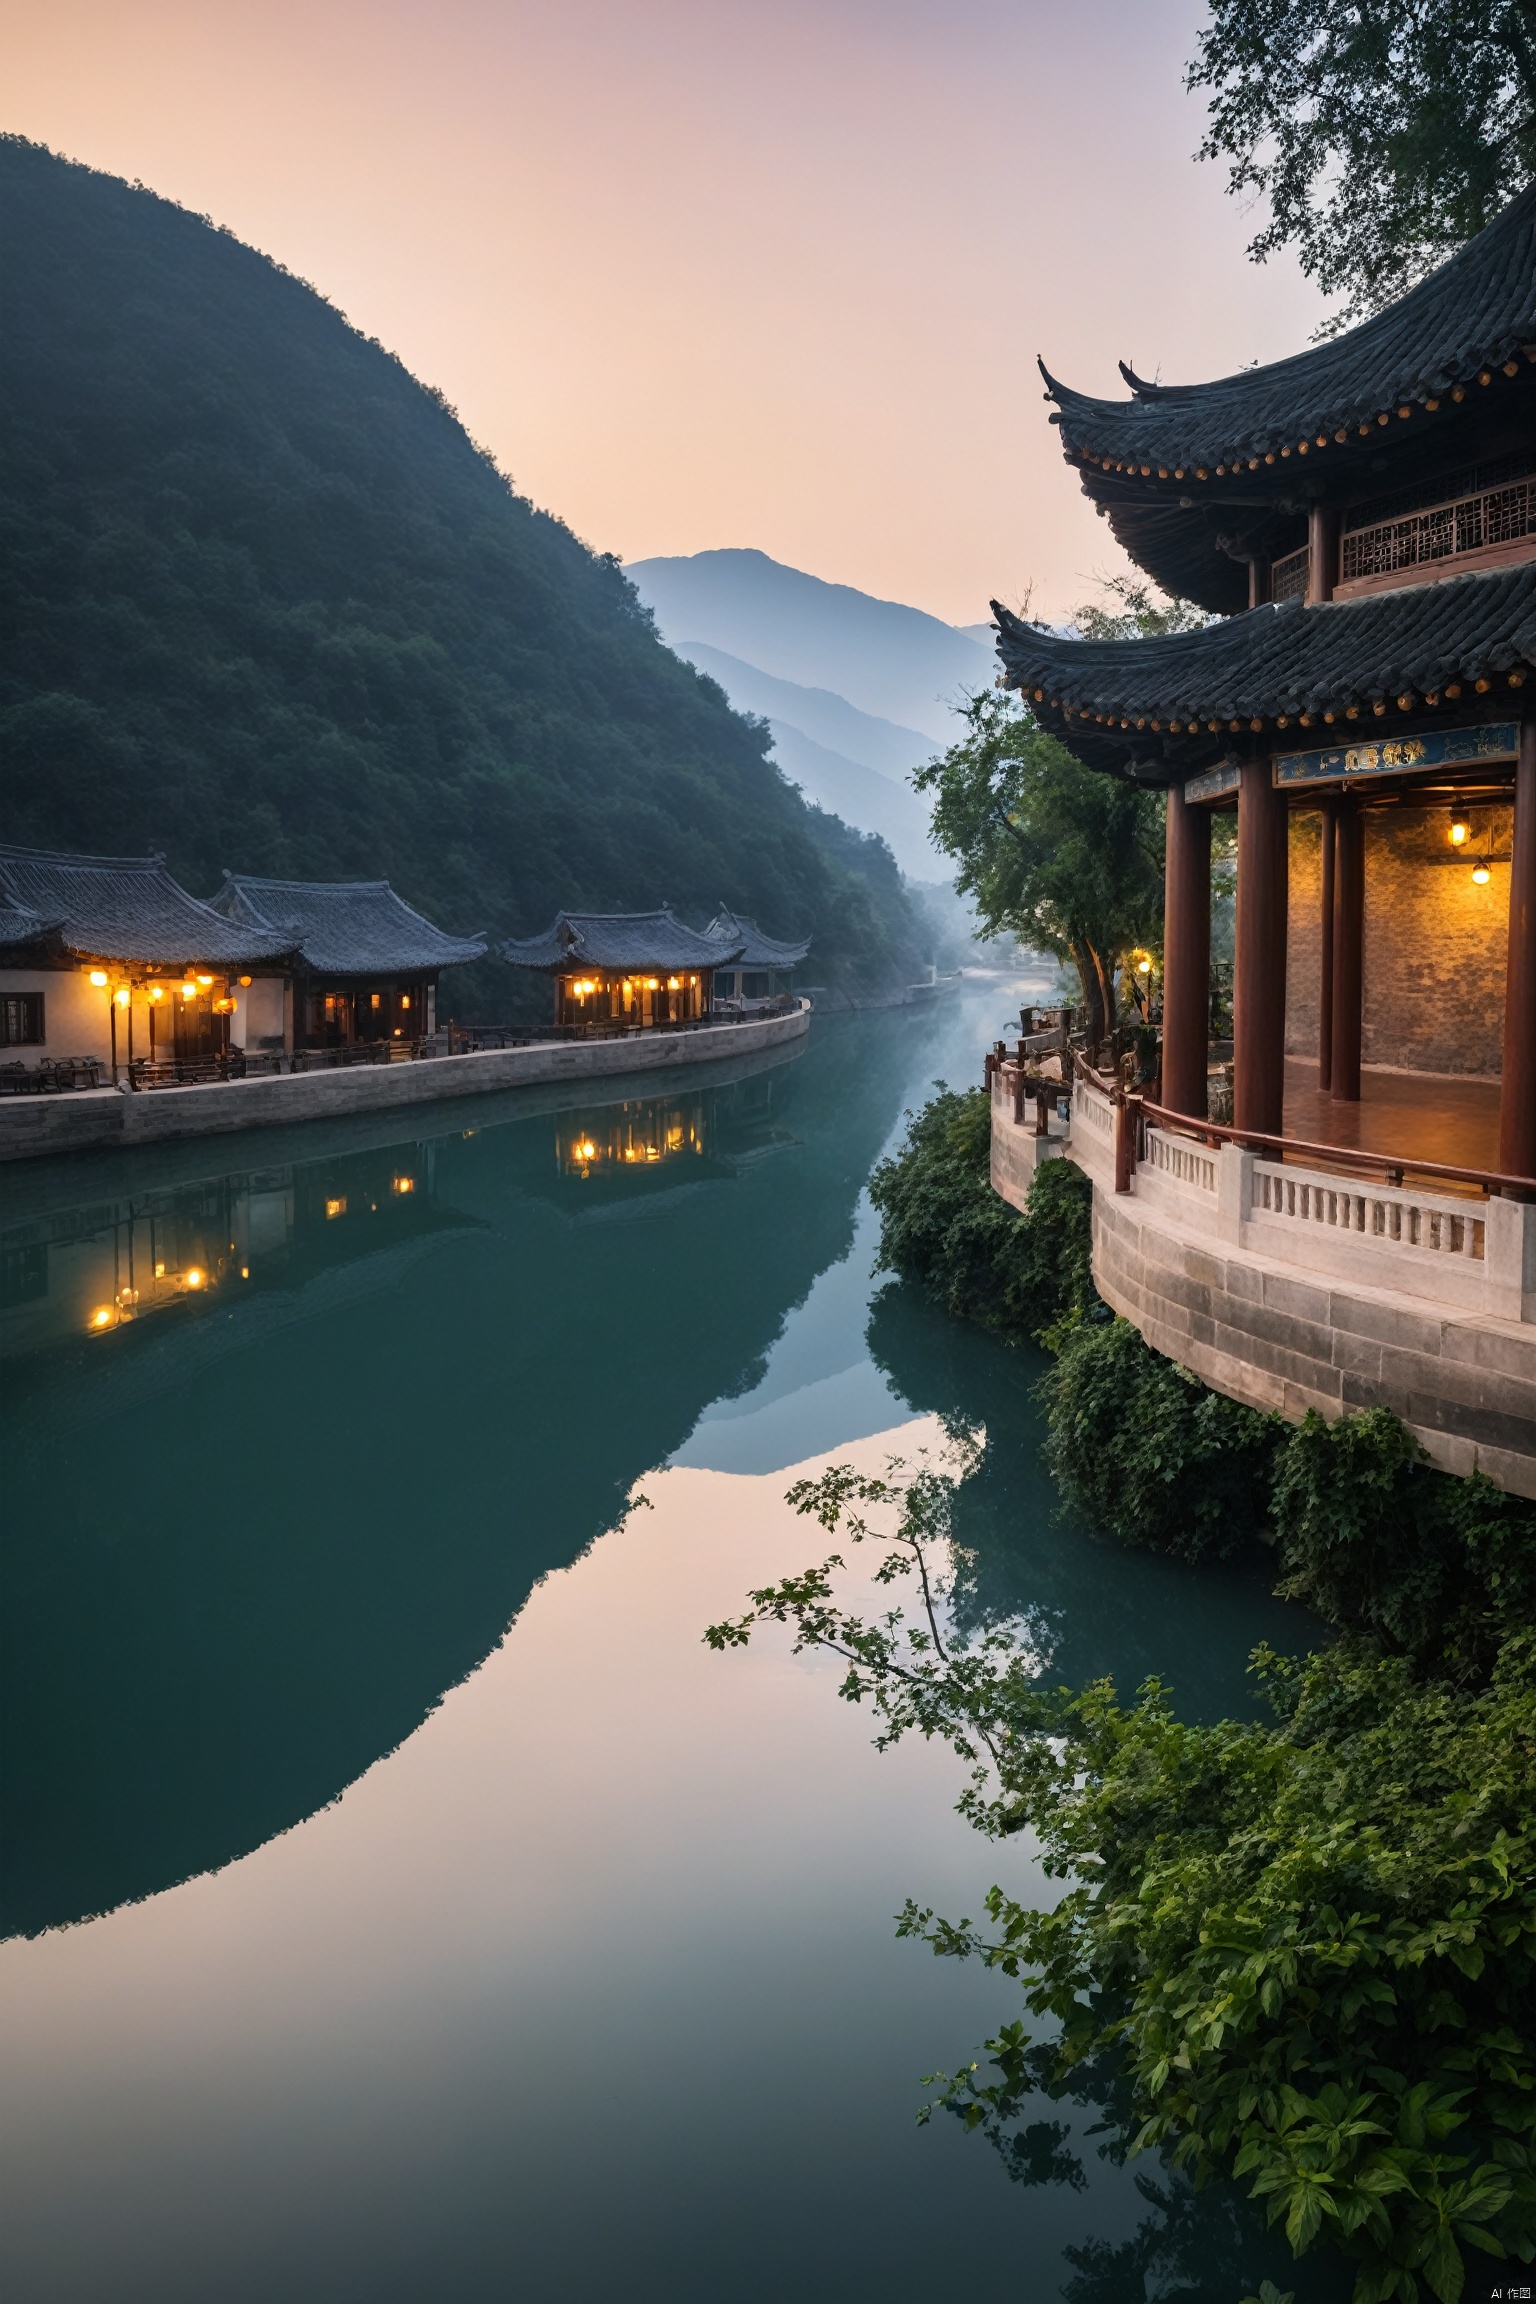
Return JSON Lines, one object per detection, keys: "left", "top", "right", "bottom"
{"left": 501, "top": 909, "right": 743, "bottom": 1032}
{"left": 210, "top": 874, "right": 485, "bottom": 1054}
{"left": 0, "top": 845, "right": 292, "bottom": 1083}
{"left": 987, "top": 182, "right": 1536, "bottom": 1492}
{"left": 704, "top": 908, "right": 809, "bottom": 1013}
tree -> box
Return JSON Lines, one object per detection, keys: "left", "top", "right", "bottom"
{"left": 913, "top": 692, "right": 1163, "bottom": 1043}
{"left": 1189, "top": 0, "right": 1536, "bottom": 324}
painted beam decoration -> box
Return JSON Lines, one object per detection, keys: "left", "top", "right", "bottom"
{"left": 1273, "top": 722, "right": 1519, "bottom": 789}
{"left": 1183, "top": 763, "right": 1241, "bottom": 802}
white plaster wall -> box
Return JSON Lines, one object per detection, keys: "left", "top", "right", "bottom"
{"left": 233, "top": 977, "right": 285, "bottom": 1050}
{"left": 0, "top": 969, "right": 113, "bottom": 1064}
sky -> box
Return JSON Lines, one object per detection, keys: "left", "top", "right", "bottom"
{"left": 3, "top": 0, "right": 1328, "bottom": 625}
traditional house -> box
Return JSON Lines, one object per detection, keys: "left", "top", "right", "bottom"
{"left": 704, "top": 908, "right": 809, "bottom": 1012}
{"left": 501, "top": 909, "right": 742, "bottom": 1031}
{"left": 210, "top": 875, "right": 485, "bottom": 1054}
{"left": 987, "top": 183, "right": 1536, "bottom": 1493}
{"left": 0, "top": 844, "right": 293, "bottom": 1083}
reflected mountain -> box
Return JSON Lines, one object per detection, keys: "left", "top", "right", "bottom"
{"left": 0, "top": 1021, "right": 924, "bottom": 1937}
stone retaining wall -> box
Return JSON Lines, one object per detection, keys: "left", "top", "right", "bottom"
{"left": 0, "top": 1003, "right": 811, "bottom": 1165}
{"left": 989, "top": 1063, "right": 1536, "bottom": 1499}
{"left": 1091, "top": 1189, "right": 1536, "bottom": 1499}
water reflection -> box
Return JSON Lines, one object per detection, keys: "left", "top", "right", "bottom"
{"left": 0, "top": 989, "right": 1346, "bottom": 2302}
{"left": 0, "top": 1024, "right": 923, "bottom": 1939}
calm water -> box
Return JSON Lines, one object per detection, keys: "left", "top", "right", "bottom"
{"left": 0, "top": 987, "right": 1339, "bottom": 2303}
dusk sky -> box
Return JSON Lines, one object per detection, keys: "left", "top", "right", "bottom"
{"left": 5, "top": 0, "right": 1328, "bottom": 624}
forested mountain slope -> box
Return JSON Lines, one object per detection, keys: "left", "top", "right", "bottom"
{"left": 0, "top": 138, "right": 923, "bottom": 991}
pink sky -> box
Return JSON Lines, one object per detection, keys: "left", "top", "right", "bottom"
{"left": 4, "top": 0, "right": 1326, "bottom": 624}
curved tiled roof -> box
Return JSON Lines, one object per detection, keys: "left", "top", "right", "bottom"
{"left": 703, "top": 908, "right": 810, "bottom": 968}
{"left": 0, "top": 898, "right": 63, "bottom": 951}
{"left": 0, "top": 845, "right": 294, "bottom": 967}
{"left": 1043, "top": 182, "right": 1536, "bottom": 474}
{"left": 993, "top": 563, "right": 1536, "bottom": 782}
{"left": 502, "top": 909, "right": 743, "bottom": 972}
{"left": 213, "top": 874, "right": 485, "bottom": 974}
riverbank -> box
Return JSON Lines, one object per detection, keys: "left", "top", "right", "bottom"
{"left": 0, "top": 1001, "right": 811, "bottom": 1165}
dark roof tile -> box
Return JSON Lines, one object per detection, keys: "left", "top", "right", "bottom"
{"left": 502, "top": 910, "right": 742, "bottom": 972}
{"left": 994, "top": 563, "right": 1536, "bottom": 780}
{"left": 0, "top": 846, "right": 294, "bottom": 967}
{"left": 213, "top": 875, "right": 485, "bottom": 974}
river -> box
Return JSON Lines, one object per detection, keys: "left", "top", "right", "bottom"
{"left": 0, "top": 983, "right": 1340, "bottom": 2303}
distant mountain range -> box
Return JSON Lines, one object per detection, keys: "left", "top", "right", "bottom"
{"left": 627, "top": 549, "right": 999, "bottom": 877}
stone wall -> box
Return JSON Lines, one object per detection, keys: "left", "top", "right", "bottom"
{"left": 0, "top": 1002, "right": 811, "bottom": 1164}
{"left": 1092, "top": 1187, "right": 1536, "bottom": 1498}
{"left": 1284, "top": 802, "right": 1512, "bottom": 1076}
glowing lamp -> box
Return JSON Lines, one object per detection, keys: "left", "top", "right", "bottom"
{"left": 114, "top": 987, "right": 130, "bottom": 1008}
{"left": 89, "top": 1305, "right": 115, "bottom": 1330}
{"left": 667, "top": 976, "right": 681, "bottom": 990}
{"left": 400, "top": 993, "right": 411, "bottom": 1010}
{"left": 181, "top": 982, "right": 197, "bottom": 1001}
{"left": 240, "top": 1266, "right": 250, "bottom": 1279}
{"left": 1472, "top": 860, "right": 1492, "bottom": 885}
{"left": 196, "top": 974, "right": 213, "bottom": 988}
{"left": 646, "top": 977, "right": 659, "bottom": 991}
{"left": 149, "top": 985, "right": 165, "bottom": 1003}
{"left": 239, "top": 975, "right": 252, "bottom": 987}
{"left": 325, "top": 1197, "right": 346, "bottom": 1219}
{"left": 89, "top": 969, "right": 108, "bottom": 987}
{"left": 153, "top": 1261, "right": 165, "bottom": 1278}
{"left": 1449, "top": 816, "right": 1470, "bottom": 847}
{"left": 185, "top": 1268, "right": 205, "bottom": 1289}
{"left": 392, "top": 1176, "right": 415, "bottom": 1194}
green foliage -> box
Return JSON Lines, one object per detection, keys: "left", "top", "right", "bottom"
{"left": 0, "top": 137, "right": 923, "bottom": 994}
{"left": 1273, "top": 1409, "right": 1536, "bottom": 1685}
{"left": 1188, "top": 0, "right": 1536, "bottom": 324}
{"left": 1041, "top": 1316, "right": 1284, "bottom": 1562}
{"left": 709, "top": 1456, "right": 1536, "bottom": 2304}
{"left": 868, "top": 1087, "right": 1094, "bottom": 1336}
{"left": 913, "top": 688, "right": 1164, "bottom": 1041}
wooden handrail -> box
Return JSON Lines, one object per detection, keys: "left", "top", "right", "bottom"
{"left": 1137, "top": 1096, "right": 1536, "bottom": 1198}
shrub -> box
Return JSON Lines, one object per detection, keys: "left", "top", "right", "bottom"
{"left": 1041, "top": 1316, "right": 1284, "bottom": 1561}
{"left": 1273, "top": 1407, "right": 1536, "bottom": 1683}
{"left": 869, "top": 1087, "right": 1094, "bottom": 1336}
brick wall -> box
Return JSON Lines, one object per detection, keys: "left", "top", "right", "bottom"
{"left": 1284, "top": 801, "right": 1512, "bottom": 1077}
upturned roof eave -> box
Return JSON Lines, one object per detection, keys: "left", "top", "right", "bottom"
{"left": 992, "top": 562, "right": 1536, "bottom": 780}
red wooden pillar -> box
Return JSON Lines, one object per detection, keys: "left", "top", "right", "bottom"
{"left": 1234, "top": 758, "right": 1288, "bottom": 1137}
{"left": 1307, "top": 504, "right": 1340, "bottom": 605}
{"left": 1318, "top": 800, "right": 1336, "bottom": 1092}
{"left": 1499, "top": 717, "right": 1536, "bottom": 1184}
{"left": 1161, "top": 777, "right": 1211, "bottom": 1118}
{"left": 1330, "top": 802, "right": 1364, "bottom": 1103}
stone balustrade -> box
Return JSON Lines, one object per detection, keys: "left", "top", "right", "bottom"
{"left": 991, "top": 1056, "right": 1536, "bottom": 1497}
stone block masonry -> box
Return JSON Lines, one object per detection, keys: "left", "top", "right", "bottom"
{"left": 989, "top": 1061, "right": 1536, "bottom": 1499}
{"left": 0, "top": 1002, "right": 811, "bottom": 1165}
{"left": 1286, "top": 803, "right": 1513, "bottom": 1077}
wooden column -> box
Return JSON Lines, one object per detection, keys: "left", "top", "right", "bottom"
{"left": 1307, "top": 504, "right": 1340, "bottom": 605}
{"left": 1330, "top": 802, "right": 1364, "bottom": 1103}
{"left": 1499, "top": 717, "right": 1536, "bottom": 1183}
{"left": 1161, "top": 777, "right": 1210, "bottom": 1117}
{"left": 1234, "top": 758, "right": 1288, "bottom": 1137}
{"left": 1318, "top": 799, "right": 1336, "bottom": 1091}
{"left": 1248, "top": 555, "right": 1271, "bottom": 610}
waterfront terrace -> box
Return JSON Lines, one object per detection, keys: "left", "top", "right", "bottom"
{"left": 988, "top": 182, "right": 1536, "bottom": 1495}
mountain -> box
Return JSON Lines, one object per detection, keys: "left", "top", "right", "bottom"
{"left": 671, "top": 643, "right": 933, "bottom": 782}
{"left": 747, "top": 722, "right": 937, "bottom": 879}
{"left": 665, "top": 641, "right": 940, "bottom": 876}
{"left": 627, "top": 549, "right": 994, "bottom": 745}
{"left": 0, "top": 139, "right": 926, "bottom": 996}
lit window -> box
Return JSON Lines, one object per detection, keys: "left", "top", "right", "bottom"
{"left": 325, "top": 1197, "right": 347, "bottom": 1219}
